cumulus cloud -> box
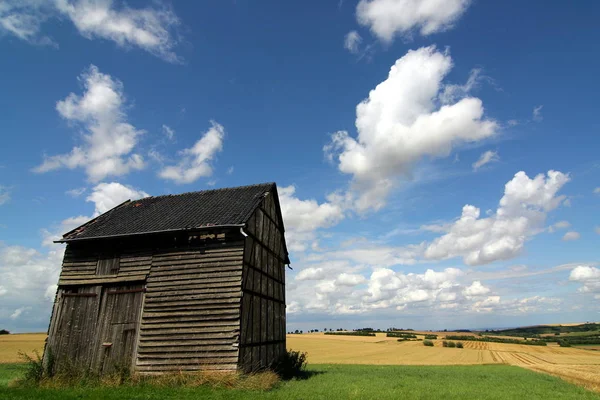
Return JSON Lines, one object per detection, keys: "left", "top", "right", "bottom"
{"left": 344, "top": 30, "right": 363, "bottom": 54}
{"left": 425, "top": 170, "right": 570, "bottom": 265}
{"left": 0, "top": 0, "right": 181, "bottom": 62}
{"left": 287, "top": 261, "right": 543, "bottom": 316}
{"left": 569, "top": 266, "right": 600, "bottom": 296}
{"left": 0, "top": 242, "right": 64, "bottom": 330}
{"left": 278, "top": 185, "right": 345, "bottom": 252}
{"left": 159, "top": 121, "right": 224, "bottom": 184}
{"left": 562, "top": 231, "right": 580, "bottom": 241}
{"left": 472, "top": 150, "right": 499, "bottom": 171}
{"left": 356, "top": 0, "right": 471, "bottom": 42}
{"left": 33, "top": 65, "right": 145, "bottom": 182}
{"left": 86, "top": 182, "right": 149, "bottom": 216}
{"left": 462, "top": 280, "right": 490, "bottom": 297}
{"left": 0, "top": 185, "right": 10, "bottom": 205}
{"left": 296, "top": 267, "right": 326, "bottom": 281}
{"left": 325, "top": 46, "right": 498, "bottom": 212}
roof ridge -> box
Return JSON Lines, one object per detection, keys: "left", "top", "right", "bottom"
{"left": 132, "top": 182, "right": 275, "bottom": 202}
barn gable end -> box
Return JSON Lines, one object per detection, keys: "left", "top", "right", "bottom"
{"left": 44, "top": 183, "right": 289, "bottom": 375}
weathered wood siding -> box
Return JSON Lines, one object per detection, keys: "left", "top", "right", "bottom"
{"left": 46, "top": 285, "right": 102, "bottom": 371}
{"left": 136, "top": 244, "right": 244, "bottom": 373}
{"left": 239, "top": 191, "right": 287, "bottom": 371}
{"left": 58, "top": 246, "right": 152, "bottom": 286}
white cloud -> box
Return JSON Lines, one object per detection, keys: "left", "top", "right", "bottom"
{"left": 425, "top": 170, "right": 570, "bottom": 265}
{"left": 440, "top": 68, "right": 483, "bottom": 104}
{"left": 65, "top": 187, "right": 86, "bottom": 197}
{"left": 0, "top": 242, "right": 64, "bottom": 329}
{"left": 533, "top": 105, "right": 543, "bottom": 122}
{"left": 33, "top": 65, "right": 145, "bottom": 182}
{"left": 562, "top": 231, "right": 580, "bottom": 241}
{"left": 594, "top": 187, "right": 600, "bottom": 195}
{"left": 41, "top": 215, "right": 90, "bottom": 247}
{"left": 356, "top": 0, "right": 471, "bottom": 42}
{"left": 227, "top": 166, "right": 234, "bottom": 175}
{"left": 10, "top": 306, "right": 31, "bottom": 320}
{"left": 548, "top": 220, "right": 570, "bottom": 233}
{"left": 472, "top": 150, "right": 499, "bottom": 171}
{"left": 344, "top": 30, "right": 363, "bottom": 54}
{"left": 278, "top": 185, "right": 345, "bottom": 252}
{"left": 0, "top": 286, "right": 6, "bottom": 296}
{"left": 289, "top": 264, "right": 493, "bottom": 315}
{"left": 86, "top": 182, "right": 149, "bottom": 216}
{"left": 325, "top": 46, "right": 498, "bottom": 212}
{"left": 162, "top": 124, "right": 175, "bottom": 140}
{"left": 336, "top": 273, "right": 367, "bottom": 286}
{"left": 296, "top": 267, "right": 326, "bottom": 281}
{"left": 0, "top": 0, "right": 181, "bottom": 62}
{"left": 569, "top": 265, "right": 600, "bottom": 295}
{"left": 0, "top": 185, "right": 10, "bottom": 205}
{"left": 462, "top": 280, "right": 490, "bottom": 297}
{"left": 159, "top": 121, "right": 224, "bottom": 184}
{"left": 0, "top": 1, "right": 56, "bottom": 46}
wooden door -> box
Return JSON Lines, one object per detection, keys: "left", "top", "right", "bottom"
{"left": 93, "top": 284, "right": 145, "bottom": 374}
{"left": 46, "top": 285, "right": 102, "bottom": 372}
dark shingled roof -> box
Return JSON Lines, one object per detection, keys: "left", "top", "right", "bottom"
{"left": 60, "top": 182, "right": 278, "bottom": 242}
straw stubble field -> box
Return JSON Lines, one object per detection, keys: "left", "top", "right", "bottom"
{"left": 287, "top": 332, "right": 600, "bottom": 391}
{"left": 2, "top": 331, "right": 599, "bottom": 392}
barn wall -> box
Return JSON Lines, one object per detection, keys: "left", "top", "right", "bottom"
{"left": 135, "top": 242, "right": 244, "bottom": 373}
{"left": 239, "top": 191, "right": 287, "bottom": 371}
{"left": 46, "top": 238, "right": 245, "bottom": 374}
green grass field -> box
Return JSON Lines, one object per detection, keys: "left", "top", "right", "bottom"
{"left": 1, "top": 363, "right": 599, "bottom": 400}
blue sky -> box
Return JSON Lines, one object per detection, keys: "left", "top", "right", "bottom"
{"left": 0, "top": 0, "right": 598, "bottom": 332}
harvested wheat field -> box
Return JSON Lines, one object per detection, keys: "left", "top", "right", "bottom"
{"left": 0, "top": 333, "right": 46, "bottom": 363}
{"left": 287, "top": 332, "right": 600, "bottom": 392}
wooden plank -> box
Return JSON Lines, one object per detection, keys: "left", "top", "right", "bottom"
{"left": 62, "top": 293, "right": 97, "bottom": 297}
{"left": 143, "top": 309, "right": 239, "bottom": 318}
{"left": 144, "top": 297, "right": 240, "bottom": 308}
{"left": 252, "top": 294, "right": 260, "bottom": 344}
{"left": 138, "top": 351, "right": 238, "bottom": 359}
{"left": 154, "top": 245, "right": 244, "bottom": 256}
{"left": 135, "top": 364, "right": 238, "bottom": 372}
{"left": 149, "top": 265, "right": 241, "bottom": 276}
{"left": 144, "top": 303, "right": 240, "bottom": 313}
{"left": 147, "top": 270, "right": 241, "bottom": 282}
{"left": 148, "top": 274, "right": 241, "bottom": 286}
{"left": 144, "top": 291, "right": 241, "bottom": 302}
{"left": 59, "top": 275, "right": 147, "bottom": 286}
{"left": 146, "top": 281, "right": 242, "bottom": 293}
{"left": 145, "top": 287, "right": 241, "bottom": 298}
{"left": 139, "top": 326, "right": 239, "bottom": 335}
{"left": 139, "top": 333, "right": 238, "bottom": 342}
{"left": 139, "top": 339, "right": 236, "bottom": 348}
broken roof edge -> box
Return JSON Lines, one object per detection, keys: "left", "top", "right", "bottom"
{"left": 60, "top": 199, "right": 132, "bottom": 241}
{"left": 55, "top": 223, "right": 247, "bottom": 243}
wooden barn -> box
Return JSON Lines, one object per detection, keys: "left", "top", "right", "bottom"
{"left": 45, "top": 182, "right": 289, "bottom": 374}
